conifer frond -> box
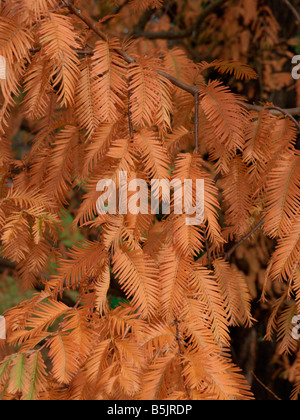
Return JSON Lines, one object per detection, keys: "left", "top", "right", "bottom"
{"left": 112, "top": 248, "right": 159, "bottom": 318}
{"left": 172, "top": 153, "right": 223, "bottom": 247}
{"left": 20, "top": 0, "right": 58, "bottom": 22}
{"left": 0, "top": 16, "right": 32, "bottom": 64}
{"left": 94, "top": 263, "right": 111, "bottom": 313}
{"left": 162, "top": 48, "right": 196, "bottom": 84}
{"left": 7, "top": 353, "right": 26, "bottom": 395}
{"left": 221, "top": 155, "right": 253, "bottom": 238}
{"left": 264, "top": 150, "right": 300, "bottom": 238}
{"left": 213, "top": 258, "right": 253, "bottom": 327}
{"left": 276, "top": 303, "right": 298, "bottom": 355}
{"left": 23, "top": 53, "right": 52, "bottom": 121}
{"left": 199, "top": 60, "right": 258, "bottom": 81}
{"left": 39, "top": 13, "right": 81, "bottom": 106}
{"left": 159, "top": 247, "right": 192, "bottom": 320}
{"left": 135, "top": 129, "right": 171, "bottom": 191}
{"left": 47, "top": 332, "right": 80, "bottom": 384}
{"left": 268, "top": 215, "right": 300, "bottom": 282}
{"left": 200, "top": 80, "right": 247, "bottom": 149}
{"left": 138, "top": 352, "right": 178, "bottom": 400}
{"left": 92, "top": 39, "right": 127, "bottom": 123}
{"left": 44, "top": 125, "right": 80, "bottom": 205}
{"left": 165, "top": 126, "right": 190, "bottom": 153}
{"left": 9, "top": 300, "right": 69, "bottom": 345}
{"left": 188, "top": 264, "right": 230, "bottom": 345}
{"left": 63, "top": 308, "right": 96, "bottom": 362}
{"left": 24, "top": 352, "right": 48, "bottom": 400}
{"left": 243, "top": 110, "right": 275, "bottom": 165}
{"left": 128, "top": 59, "right": 172, "bottom": 129}
{"left": 82, "top": 122, "right": 118, "bottom": 178}
{"left": 51, "top": 241, "right": 106, "bottom": 294}
{"left": 75, "top": 57, "right": 100, "bottom": 139}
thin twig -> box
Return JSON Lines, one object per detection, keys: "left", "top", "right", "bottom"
{"left": 204, "top": 231, "right": 212, "bottom": 270}
{"left": 264, "top": 105, "right": 300, "bottom": 132}
{"left": 128, "top": 76, "right": 134, "bottom": 138}
{"left": 194, "top": 90, "right": 199, "bottom": 153}
{"left": 252, "top": 371, "right": 282, "bottom": 400}
{"left": 224, "top": 219, "right": 264, "bottom": 261}
{"left": 104, "top": 0, "right": 131, "bottom": 24}
{"left": 246, "top": 104, "right": 300, "bottom": 132}
{"left": 174, "top": 319, "right": 191, "bottom": 400}
{"left": 74, "top": 49, "right": 94, "bottom": 55}
{"left": 282, "top": 0, "right": 300, "bottom": 24}
{"left": 246, "top": 104, "right": 300, "bottom": 116}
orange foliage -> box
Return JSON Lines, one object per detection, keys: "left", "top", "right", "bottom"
{"left": 0, "top": 0, "right": 300, "bottom": 401}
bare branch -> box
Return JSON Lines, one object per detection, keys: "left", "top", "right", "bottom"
{"left": 224, "top": 219, "right": 265, "bottom": 261}
{"left": 246, "top": 104, "right": 300, "bottom": 132}
{"left": 252, "top": 371, "right": 282, "bottom": 400}
{"left": 194, "top": 90, "right": 199, "bottom": 153}
{"left": 282, "top": 0, "right": 300, "bottom": 24}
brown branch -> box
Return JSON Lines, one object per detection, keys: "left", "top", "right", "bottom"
{"left": 174, "top": 318, "right": 191, "bottom": 400}
{"left": 174, "top": 319, "right": 184, "bottom": 356}
{"left": 246, "top": 104, "right": 300, "bottom": 116}
{"left": 264, "top": 106, "right": 300, "bottom": 132}
{"left": 224, "top": 219, "right": 264, "bottom": 261}
{"left": 132, "top": 4, "right": 157, "bottom": 35}
{"left": 134, "top": 0, "right": 227, "bottom": 40}
{"left": 104, "top": 0, "right": 131, "bottom": 24}
{"left": 282, "top": 0, "right": 300, "bottom": 24}
{"left": 128, "top": 77, "right": 134, "bottom": 138}
{"left": 252, "top": 371, "right": 282, "bottom": 400}
{"left": 204, "top": 231, "right": 212, "bottom": 270}
{"left": 156, "top": 70, "right": 198, "bottom": 95}
{"left": 246, "top": 104, "right": 300, "bottom": 132}
{"left": 194, "top": 90, "right": 199, "bottom": 153}
{"left": 0, "top": 257, "right": 16, "bottom": 269}
{"left": 74, "top": 49, "right": 94, "bottom": 55}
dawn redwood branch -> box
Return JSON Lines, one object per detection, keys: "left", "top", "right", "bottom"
{"left": 282, "top": 0, "right": 300, "bottom": 24}
{"left": 156, "top": 70, "right": 198, "bottom": 95}
{"left": 264, "top": 105, "right": 300, "bottom": 132}
{"left": 194, "top": 90, "right": 199, "bottom": 153}
{"left": 246, "top": 104, "right": 300, "bottom": 132}
{"left": 204, "top": 231, "right": 212, "bottom": 270}
{"left": 0, "top": 256, "right": 15, "bottom": 269}
{"left": 65, "top": 0, "right": 200, "bottom": 150}
{"left": 134, "top": 0, "right": 227, "bottom": 39}
{"left": 66, "top": 0, "right": 199, "bottom": 94}
{"left": 174, "top": 318, "right": 192, "bottom": 400}
{"left": 252, "top": 371, "right": 282, "bottom": 401}
{"left": 128, "top": 76, "right": 134, "bottom": 138}
{"left": 74, "top": 49, "right": 94, "bottom": 55}
{"left": 104, "top": 0, "right": 131, "bottom": 24}
{"left": 246, "top": 103, "right": 300, "bottom": 116}
{"left": 132, "top": 4, "right": 157, "bottom": 35}
{"left": 224, "top": 219, "right": 265, "bottom": 261}
{"left": 65, "top": 0, "right": 299, "bottom": 149}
